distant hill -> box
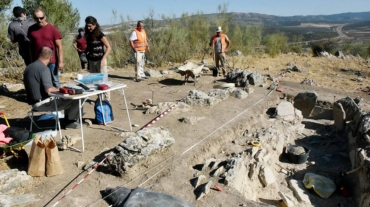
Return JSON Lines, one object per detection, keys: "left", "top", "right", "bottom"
{"left": 205, "top": 11, "right": 370, "bottom": 26}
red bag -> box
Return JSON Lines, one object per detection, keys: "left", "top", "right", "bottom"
{"left": 98, "top": 84, "right": 109, "bottom": 90}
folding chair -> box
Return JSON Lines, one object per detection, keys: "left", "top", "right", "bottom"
{"left": 28, "top": 107, "right": 62, "bottom": 139}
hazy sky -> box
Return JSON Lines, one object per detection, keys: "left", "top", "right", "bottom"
{"left": 11, "top": 0, "right": 370, "bottom": 26}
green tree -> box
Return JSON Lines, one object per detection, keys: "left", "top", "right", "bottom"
{"left": 0, "top": 0, "right": 12, "bottom": 12}
{"left": 244, "top": 24, "right": 263, "bottom": 55}
{"left": 22, "top": 0, "right": 79, "bottom": 36}
{"left": 289, "top": 35, "right": 303, "bottom": 53}
{"left": 264, "top": 33, "right": 288, "bottom": 57}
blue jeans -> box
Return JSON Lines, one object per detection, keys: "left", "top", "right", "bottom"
{"left": 48, "top": 63, "right": 60, "bottom": 88}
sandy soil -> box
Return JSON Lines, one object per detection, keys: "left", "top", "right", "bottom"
{"left": 0, "top": 54, "right": 367, "bottom": 207}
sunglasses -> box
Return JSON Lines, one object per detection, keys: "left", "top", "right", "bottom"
{"left": 34, "top": 16, "right": 45, "bottom": 20}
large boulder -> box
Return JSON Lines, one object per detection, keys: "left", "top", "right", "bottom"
{"left": 293, "top": 91, "right": 318, "bottom": 118}
{"left": 276, "top": 101, "right": 295, "bottom": 118}
{"left": 336, "top": 97, "right": 360, "bottom": 121}
{"left": 185, "top": 90, "right": 220, "bottom": 106}
{"left": 110, "top": 127, "right": 175, "bottom": 173}
{"left": 333, "top": 102, "right": 345, "bottom": 130}
{"left": 225, "top": 69, "right": 252, "bottom": 87}
{"left": 248, "top": 71, "right": 264, "bottom": 85}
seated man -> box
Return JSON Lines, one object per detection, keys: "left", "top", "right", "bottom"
{"left": 24, "top": 46, "right": 83, "bottom": 129}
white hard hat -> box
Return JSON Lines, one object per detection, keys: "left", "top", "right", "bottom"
{"left": 216, "top": 26, "right": 222, "bottom": 32}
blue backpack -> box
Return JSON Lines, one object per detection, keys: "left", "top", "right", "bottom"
{"left": 94, "top": 99, "right": 114, "bottom": 124}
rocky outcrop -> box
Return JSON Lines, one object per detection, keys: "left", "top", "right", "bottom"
{"left": 293, "top": 91, "right": 318, "bottom": 118}
{"left": 107, "top": 127, "right": 175, "bottom": 174}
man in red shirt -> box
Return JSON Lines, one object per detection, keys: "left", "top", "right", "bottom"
{"left": 28, "top": 8, "right": 64, "bottom": 88}
{"left": 73, "top": 28, "right": 87, "bottom": 69}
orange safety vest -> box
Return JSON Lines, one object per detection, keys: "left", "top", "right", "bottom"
{"left": 133, "top": 28, "right": 147, "bottom": 52}
{"left": 213, "top": 34, "right": 227, "bottom": 53}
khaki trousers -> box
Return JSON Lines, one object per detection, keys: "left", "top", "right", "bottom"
{"left": 134, "top": 51, "right": 146, "bottom": 79}
{"left": 215, "top": 52, "right": 228, "bottom": 75}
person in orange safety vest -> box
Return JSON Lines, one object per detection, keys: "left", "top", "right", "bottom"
{"left": 209, "top": 26, "right": 230, "bottom": 77}
{"left": 129, "top": 21, "right": 150, "bottom": 82}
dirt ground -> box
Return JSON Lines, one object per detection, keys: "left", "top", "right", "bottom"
{"left": 0, "top": 54, "right": 368, "bottom": 207}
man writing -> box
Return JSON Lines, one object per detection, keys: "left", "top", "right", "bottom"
{"left": 28, "top": 8, "right": 64, "bottom": 88}
{"left": 209, "top": 26, "right": 230, "bottom": 77}
{"left": 129, "top": 21, "right": 150, "bottom": 82}
{"left": 24, "top": 46, "right": 83, "bottom": 129}
{"left": 7, "top": 6, "right": 34, "bottom": 66}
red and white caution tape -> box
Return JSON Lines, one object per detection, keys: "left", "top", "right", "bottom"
{"left": 140, "top": 98, "right": 186, "bottom": 130}
{"left": 52, "top": 153, "right": 111, "bottom": 207}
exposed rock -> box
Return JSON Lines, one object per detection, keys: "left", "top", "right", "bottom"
{"left": 248, "top": 71, "right": 264, "bottom": 85}
{"left": 278, "top": 191, "right": 295, "bottom": 207}
{"left": 258, "top": 165, "right": 276, "bottom": 187}
{"left": 0, "top": 169, "right": 38, "bottom": 206}
{"left": 293, "top": 91, "right": 318, "bottom": 118}
{"left": 0, "top": 194, "right": 39, "bottom": 207}
{"left": 289, "top": 179, "right": 311, "bottom": 204}
{"left": 319, "top": 51, "right": 334, "bottom": 58}
{"left": 231, "top": 89, "right": 248, "bottom": 99}
{"left": 233, "top": 50, "right": 243, "bottom": 56}
{"left": 107, "top": 127, "right": 175, "bottom": 173}
{"left": 333, "top": 102, "right": 346, "bottom": 130}
{"left": 144, "top": 69, "right": 162, "bottom": 77}
{"left": 206, "top": 89, "right": 230, "bottom": 100}
{"left": 210, "top": 159, "right": 222, "bottom": 170}
{"left": 335, "top": 50, "right": 344, "bottom": 58}
{"left": 224, "top": 157, "right": 244, "bottom": 185}
{"left": 196, "top": 181, "right": 212, "bottom": 200}
{"left": 56, "top": 134, "right": 81, "bottom": 150}
{"left": 185, "top": 90, "right": 221, "bottom": 106}
{"left": 292, "top": 66, "right": 299, "bottom": 72}
{"left": 160, "top": 70, "right": 170, "bottom": 75}
{"left": 211, "top": 166, "right": 225, "bottom": 177}
{"left": 192, "top": 175, "right": 206, "bottom": 188}
{"left": 244, "top": 87, "right": 254, "bottom": 94}
{"left": 248, "top": 162, "right": 259, "bottom": 180}
{"left": 274, "top": 135, "right": 285, "bottom": 153}
{"left": 336, "top": 97, "right": 360, "bottom": 121}
{"left": 254, "top": 149, "right": 264, "bottom": 162}
{"left": 202, "top": 158, "right": 216, "bottom": 171}
{"left": 179, "top": 116, "right": 205, "bottom": 125}
{"left": 0, "top": 169, "right": 32, "bottom": 193}
{"left": 276, "top": 101, "right": 295, "bottom": 117}
{"left": 75, "top": 161, "right": 85, "bottom": 168}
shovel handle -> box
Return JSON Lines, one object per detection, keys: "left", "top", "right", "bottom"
{"left": 344, "top": 166, "right": 361, "bottom": 175}
{"left": 0, "top": 112, "right": 10, "bottom": 127}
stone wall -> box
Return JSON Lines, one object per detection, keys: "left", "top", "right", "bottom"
{"left": 348, "top": 111, "right": 370, "bottom": 207}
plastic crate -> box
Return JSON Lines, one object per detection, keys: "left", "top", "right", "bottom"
{"left": 77, "top": 73, "right": 107, "bottom": 85}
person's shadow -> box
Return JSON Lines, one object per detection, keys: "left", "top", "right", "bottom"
{"left": 0, "top": 89, "right": 28, "bottom": 103}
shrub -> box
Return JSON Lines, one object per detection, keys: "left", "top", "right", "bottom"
{"left": 264, "top": 33, "right": 288, "bottom": 57}
{"left": 311, "top": 40, "right": 338, "bottom": 56}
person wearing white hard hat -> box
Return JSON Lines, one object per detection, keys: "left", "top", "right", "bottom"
{"left": 209, "top": 26, "right": 230, "bottom": 77}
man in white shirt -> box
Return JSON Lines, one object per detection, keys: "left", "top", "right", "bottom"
{"left": 209, "top": 26, "right": 230, "bottom": 77}
{"left": 129, "top": 21, "right": 150, "bottom": 82}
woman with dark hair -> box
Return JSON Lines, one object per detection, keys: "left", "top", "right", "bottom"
{"left": 84, "top": 16, "right": 111, "bottom": 73}
{"left": 73, "top": 28, "right": 87, "bottom": 69}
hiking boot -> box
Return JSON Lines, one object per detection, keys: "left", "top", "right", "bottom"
{"left": 135, "top": 78, "right": 144, "bottom": 82}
